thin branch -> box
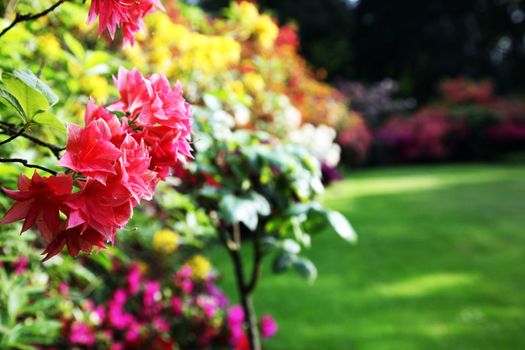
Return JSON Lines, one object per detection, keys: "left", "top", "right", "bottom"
{"left": 0, "top": 123, "right": 27, "bottom": 146}
{"left": 0, "top": 122, "right": 64, "bottom": 159}
{"left": 0, "top": 0, "right": 66, "bottom": 39}
{"left": 0, "top": 158, "right": 57, "bottom": 175}
{"left": 246, "top": 226, "right": 263, "bottom": 294}
{"left": 219, "top": 226, "right": 262, "bottom": 350}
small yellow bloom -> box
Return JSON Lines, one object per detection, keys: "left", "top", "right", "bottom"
{"left": 153, "top": 229, "right": 180, "bottom": 254}
{"left": 243, "top": 72, "right": 266, "bottom": 93}
{"left": 80, "top": 75, "right": 110, "bottom": 104}
{"left": 37, "top": 34, "right": 62, "bottom": 61}
{"left": 186, "top": 255, "right": 211, "bottom": 279}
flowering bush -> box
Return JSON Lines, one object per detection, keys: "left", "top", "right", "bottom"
{"left": 376, "top": 108, "right": 466, "bottom": 162}
{"left": 0, "top": 68, "right": 192, "bottom": 260}
{"left": 54, "top": 259, "right": 277, "bottom": 350}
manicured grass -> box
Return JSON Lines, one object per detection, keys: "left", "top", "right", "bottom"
{"left": 210, "top": 164, "right": 525, "bottom": 350}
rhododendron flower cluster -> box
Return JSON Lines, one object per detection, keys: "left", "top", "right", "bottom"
{"left": 0, "top": 68, "right": 192, "bottom": 260}
{"left": 56, "top": 262, "right": 277, "bottom": 350}
{"left": 88, "top": 0, "right": 164, "bottom": 46}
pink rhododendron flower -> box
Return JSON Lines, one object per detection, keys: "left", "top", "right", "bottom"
{"left": 0, "top": 67, "right": 193, "bottom": 260}
{"left": 69, "top": 322, "right": 96, "bottom": 346}
{"left": 111, "top": 67, "right": 192, "bottom": 173}
{"left": 117, "top": 135, "right": 158, "bottom": 202}
{"left": 59, "top": 119, "right": 122, "bottom": 185}
{"left": 65, "top": 178, "right": 132, "bottom": 242}
{"left": 88, "top": 0, "right": 164, "bottom": 46}
{"left": 42, "top": 225, "right": 107, "bottom": 261}
{"left": 0, "top": 172, "right": 72, "bottom": 238}
{"left": 260, "top": 314, "right": 278, "bottom": 339}
{"left": 85, "top": 98, "right": 125, "bottom": 146}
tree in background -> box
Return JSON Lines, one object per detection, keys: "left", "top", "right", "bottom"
{"left": 196, "top": 0, "right": 525, "bottom": 101}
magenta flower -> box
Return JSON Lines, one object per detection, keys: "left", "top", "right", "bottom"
{"left": 227, "top": 305, "right": 245, "bottom": 344}
{"left": 127, "top": 263, "right": 142, "bottom": 295}
{"left": 88, "top": 0, "right": 164, "bottom": 46}
{"left": 12, "top": 256, "right": 28, "bottom": 275}
{"left": 143, "top": 281, "right": 161, "bottom": 308}
{"left": 124, "top": 321, "right": 142, "bottom": 343}
{"left": 196, "top": 295, "right": 218, "bottom": 319}
{"left": 171, "top": 296, "right": 183, "bottom": 315}
{"left": 59, "top": 282, "right": 70, "bottom": 297}
{"left": 260, "top": 315, "right": 278, "bottom": 339}
{"left": 69, "top": 322, "right": 96, "bottom": 346}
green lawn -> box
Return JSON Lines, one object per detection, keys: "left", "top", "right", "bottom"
{"left": 211, "top": 164, "right": 525, "bottom": 350}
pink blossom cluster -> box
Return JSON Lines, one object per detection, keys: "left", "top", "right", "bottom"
{"left": 88, "top": 0, "right": 164, "bottom": 46}
{"left": 59, "top": 262, "right": 277, "bottom": 350}
{"left": 0, "top": 68, "right": 192, "bottom": 261}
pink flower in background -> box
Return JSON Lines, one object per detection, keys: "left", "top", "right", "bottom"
{"left": 12, "top": 256, "right": 28, "bottom": 275}
{"left": 171, "top": 296, "right": 183, "bottom": 315}
{"left": 260, "top": 314, "right": 278, "bottom": 339}
{"left": 227, "top": 305, "right": 245, "bottom": 344}
{"left": 59, "top": 283, "right": 70, "bottom": 298}
{"left": 125, "top": 321, "right": 142, "bottom": 343}
{"left": 0, "top": 172, "right": 72, "bottom": 238}
{"left": 69, "top": 322, "right": 96, "bottom": 346}
{"left": 143, "top": 281, "right": 161, "bottom": 308}
{"left": 88, "top": 0, "right": 164, "bottom": 46}
{"left": 153, "top": 317, "right": 170, "bottom": 332}
{"left": 127, "top": 263, "right": 142, "bottom": 295}
{"left": 196, "top": 295, "right": 218, "bottom": 318}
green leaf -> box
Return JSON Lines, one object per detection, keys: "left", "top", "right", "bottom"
{"left": 326, "top": 211, "right": 357, "bottom": 243}
{"left": 218, "top": 192, "right": 270, "bottom": 230}
{"left": 63, "top": 32, "right": 85, "bottom": 60}
{"left": 2, "top": 69, "right": 58, "bottom": 120}
{"left": 294, "top": 257, "right": 318, "bottom": 282}
{"left": 272, "top": 251, "right": 294, "bottom": 273}
{"left": 0, "top": 88, "right": 26, "bottom": 120}
{"left": 33, "top": 111, "right": 65, "bottom": 133}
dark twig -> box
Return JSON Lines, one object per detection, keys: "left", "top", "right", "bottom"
{"left": 218, "top": 225, "right": 262, "bottom": 350}
{"left": 0, "top": 122, "right": 64, "bottom": 159}
{"left": 0, "top": 0, "right": 66, "bottom": 39}
{"left": 0, "top": 123, "right": 27, "bottom": 146}
{"left": 0, "top": 158, "right": 57, "bottom": 175}
{"left": 246, "top": 226, "right": 263, "bottom": 294}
